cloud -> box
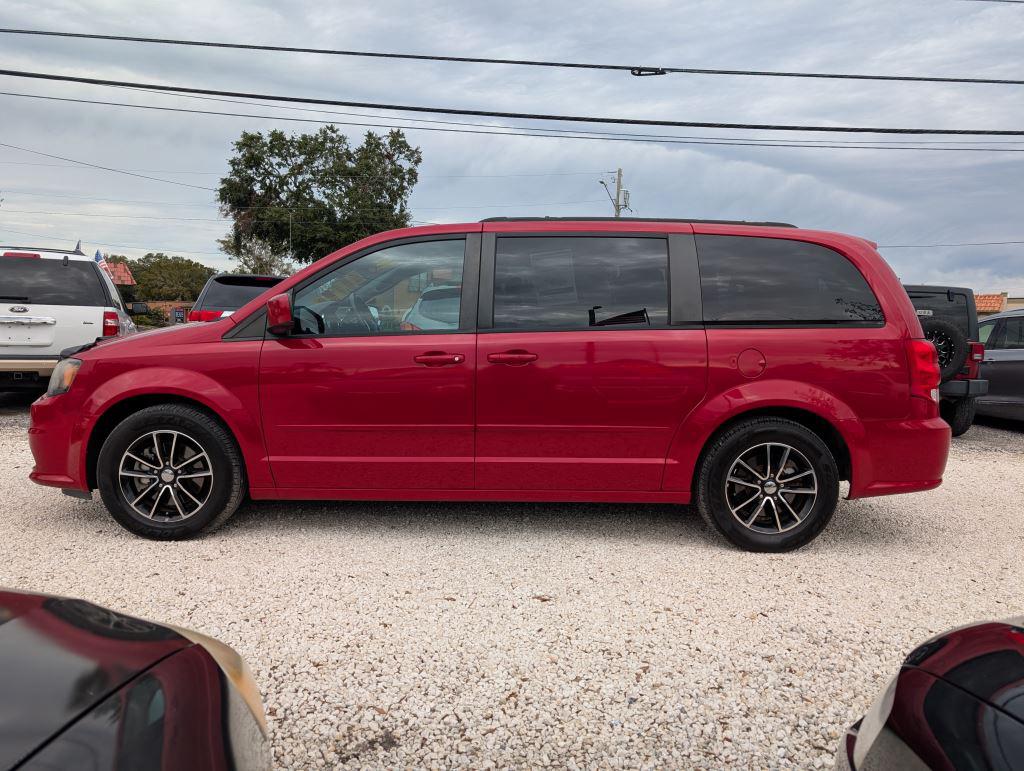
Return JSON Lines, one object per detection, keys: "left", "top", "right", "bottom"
{"left": 0, "top": 0, "right": 1021, "bottom": 291}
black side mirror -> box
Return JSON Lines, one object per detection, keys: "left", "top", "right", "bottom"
{"left": 129, "top": 302, "right": 150, "bottom": 315}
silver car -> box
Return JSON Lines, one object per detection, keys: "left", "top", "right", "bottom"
{"left": 401, "top": 284, "right": 462, "bottom": 331}
{"left": 976, "top": 308, "right": 1024, "bottom": 421}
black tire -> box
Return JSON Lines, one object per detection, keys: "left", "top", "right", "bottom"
{"left": 921, "top": 318, "right": 968, "bottom": 383}
{"left": 97, "top": 404, "right": 245, "bottom": 539}
{"left": 941, "top": 397, "right": 976, "bottom": 437}
{"left": 696, "top": 417, "right": 840, "bottom": 552}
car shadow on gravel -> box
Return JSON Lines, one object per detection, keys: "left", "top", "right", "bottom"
{"left": 973, "top": 414, "right": 1024, "bottom": 434}
{"left": 0, "top": 391, "right": 39, "bottom": 415}
{"left": 223, "top": 499, "right": 724, "bottom": 548}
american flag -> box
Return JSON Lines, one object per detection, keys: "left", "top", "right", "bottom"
{"left": 94, "top": 249, "right": 111, "bottom": 278}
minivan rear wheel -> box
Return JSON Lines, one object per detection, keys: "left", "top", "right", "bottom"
{"left": 696, "top": 417, "right": 839, "bottom": 552}
{"left": 97, "top": 404, "right": 245, "bottom": 539}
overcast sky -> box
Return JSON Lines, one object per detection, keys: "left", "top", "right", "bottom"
{"left": 0, "top": 0, "right": 1022, "bottom": 292}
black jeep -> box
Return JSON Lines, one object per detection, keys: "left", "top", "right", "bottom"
{"left": 903, "top": 285, "right": 989, "bottom": 436}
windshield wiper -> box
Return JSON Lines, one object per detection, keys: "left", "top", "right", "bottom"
{"left": 0, "top": 295, "right": 30, "bottom": 302}
{"left": 588, "top": 306, "right": 650, "bottom": 327}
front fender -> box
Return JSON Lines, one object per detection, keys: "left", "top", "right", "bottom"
{"left": 661, "top": 378, "right": 862, "bottom": 493}
{"left": 79, "top": 366, "right": 272, "bottom": 490}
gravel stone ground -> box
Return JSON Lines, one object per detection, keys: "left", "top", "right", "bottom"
{"left": 2, "top": 392, "right": 1022, "bottom": 769}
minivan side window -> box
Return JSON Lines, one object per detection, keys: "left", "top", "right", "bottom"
{"left": 697, "top": 235, "right": 884, "bottom": 325}
{"left": 292, "top": 239, "right": 465, "bottom": 336}
{"left": 492, "top": 236, "right": 668, "bottom": 330}
{"left": 978, "top": 320, "right": 996, "bottom": 346}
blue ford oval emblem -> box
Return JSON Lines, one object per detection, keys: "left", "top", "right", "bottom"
{"left": 9, "top": 306, "right": 28, "bottom": 313}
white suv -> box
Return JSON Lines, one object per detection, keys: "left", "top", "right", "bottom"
{"left": 1, "top": 246, "right": 138, "bottom": 391}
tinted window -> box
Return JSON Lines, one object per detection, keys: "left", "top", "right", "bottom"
{"left": 997, "top": 318, "right": 1024, "bottom": 349}
{"left": 905, "top": 289, "right": 971, "bottom": 338}
{"left": 697, "top": 235, "right": 883, "bottom": 324}
{"left": 293, "top": 239, "right": 464, "bottom": 335}
{"left": 199, "top": 276, "right": 282, "bottom": 310}
{"left": 978, "top": 320, "right": 996, "bottom": 345}
{"left": 0, "top": 259, "right": 106, "bottom": 305}
{"left": 492, "top": 237, "right": 668, "bottom": 330}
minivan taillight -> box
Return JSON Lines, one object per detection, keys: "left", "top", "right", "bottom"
{"left": 102, "top": 311, "right": 120, "bottom": 337}
{"left": 188, "top": 310, "right": 224, "bottom": 322}
{"left": 907, "top": 339, "right": 940, "bottom": 405}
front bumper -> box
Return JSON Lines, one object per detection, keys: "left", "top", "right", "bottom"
{"left": 939, "top": 378, "right": 987, "bottom": 397}
{"left": 28, "top": 392, "right": 91, "bottom": 491}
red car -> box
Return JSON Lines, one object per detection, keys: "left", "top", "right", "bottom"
{"left": 28, "top": 218, "right": 949, "bottom": 552}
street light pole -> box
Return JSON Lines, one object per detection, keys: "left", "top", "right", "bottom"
{"left": 599, "top": 168, "right": 631, "bottom": 217}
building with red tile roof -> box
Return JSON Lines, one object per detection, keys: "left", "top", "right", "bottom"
{"left": 105, "top": 260, "right": 136, "bottom": 286}
{"left": 975, "top": 292, "right": 1007, "bottom": 316}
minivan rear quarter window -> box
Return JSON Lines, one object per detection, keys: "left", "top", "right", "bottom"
{"left": 492, "top": 236, "right": 668, "bottom": 330}
{"left": 697, "top": 235, "right": 883, "bottom": 325}
{"left": 1, "top": 259, "right": 106, "bottom": 306}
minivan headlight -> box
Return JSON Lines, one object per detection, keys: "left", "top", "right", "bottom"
{"left": 47, "top": 358, "right": 82, "bottom": 396}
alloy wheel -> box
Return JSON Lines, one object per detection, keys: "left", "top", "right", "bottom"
{"left": 118, "top": 430, "right": 213, "bottom": 521}
{"left": 724, "top": 442, "right": 818, "bottom": 534}
{"left": 925, "top": 328, "right": 954, "bottom": 369}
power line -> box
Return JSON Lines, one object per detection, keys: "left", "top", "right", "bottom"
{"left": 0, "top": 198, "right": 610, "bottom": 221}
{"left": 0, "top": 139, "right": 215, "bottom": 190}
{"left": 1, "top": 28, "right": 1022, "bottom": 86}
{"left": 2, "top": 69, "right": 1023, "bottom": 135}
{"left": 5, "top": 219, "right": 1019, "bottom": 254}
{"left": 0, "top": 158, "right": 616, "bottom": 177}
{"left": 123, "top": 84, "right": 1024, "bottom": 145}
{"left": 4, "top": 90, "right": 1024, "bottom": 153}
{"left": 879, "top": 240, "right": 1024, "bottom": 247}
{"left": 0, "top": 224, "right": 226, "bottom": 255}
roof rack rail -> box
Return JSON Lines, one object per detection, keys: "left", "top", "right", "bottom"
{"left": 479, "top": 216, "right": 797, "bottom": 227}
{"left": 0, "top": 244, "right": 88, "bottom": 255}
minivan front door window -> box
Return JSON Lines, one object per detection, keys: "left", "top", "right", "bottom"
{"left": 292, "top": 240, "right": 465, "bottom": 336}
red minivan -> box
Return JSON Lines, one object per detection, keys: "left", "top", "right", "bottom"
{"left": 28, "top": 218, "right": 950, "bottom": 551}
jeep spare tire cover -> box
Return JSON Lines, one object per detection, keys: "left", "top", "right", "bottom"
{"left": 921, "top": 318, "right": 968, "bottom": 383}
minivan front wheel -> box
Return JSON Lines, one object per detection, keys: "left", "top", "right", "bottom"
{"left": 696, "top": 417, "right": 839, "bottom": 552}
{"left": 97, "top": 404, "right": 245, "bottom": 539}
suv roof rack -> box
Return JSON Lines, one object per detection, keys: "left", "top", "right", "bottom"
{"left": 0, "top": 244, "right": 88, "bottom": 256}
{"left": 479, "top": 216, "right": 797, "bottom": 227}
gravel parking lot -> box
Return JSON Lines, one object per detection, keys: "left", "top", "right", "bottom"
{"left": 2, "top": 392, "right": 1022, "bottom": 769}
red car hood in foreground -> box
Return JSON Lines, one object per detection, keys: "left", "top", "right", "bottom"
{"left": 0, "top": 589, "right": 190, "bottom": 769}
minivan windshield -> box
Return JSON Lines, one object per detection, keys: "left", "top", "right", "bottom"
{"left": 0, "top": 259, "right": 106, "bottom": 305}
{"left": 199, "top": 276, "right": 282, "bottom": 311}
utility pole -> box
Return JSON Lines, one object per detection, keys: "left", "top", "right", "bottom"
{"left": 599, "top": 168, "right": 631, "bottom": 217}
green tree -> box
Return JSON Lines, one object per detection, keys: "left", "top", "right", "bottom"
{"left": 215, "top": 236, "right": 296, "bottom": 276}
{"left": 218, "top": 126, "right": 422, "bottom": 264}
{"left": 125, "top": 253, "right": 215, "bottom": 301}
